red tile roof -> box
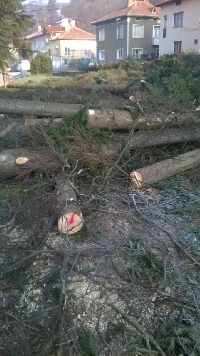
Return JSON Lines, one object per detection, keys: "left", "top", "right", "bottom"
{"left": 91, "top": 1, "right": 161, "bottom": 24}
{"left": 43, "top": 25, "right": 65, "bottom": 32}
{"left": 24, "top": 25, "right": 65, "bottom": 40}
{"left": 24, "top": 29, "right": 44, "bottom": 40}
{"left": 57, "top": 27, "right": 96, "bottom": 40}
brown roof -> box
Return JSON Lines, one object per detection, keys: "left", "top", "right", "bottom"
{"left": 155, "top": 0, "right": 174, "bottom": 5}
{"left": 24, "top": 25, "right": 65, "bottom": 40}
{"left": 91, "top": 1, "right": 161, "bottom": 25}
{"left": 43, "top": 25, "right": 65, "bottom": 33}
{"left": 24, "top": 29, "right": 44, "bottom": 40}
{"left": 57, "top": 27, "right": 96, "bottom": 40}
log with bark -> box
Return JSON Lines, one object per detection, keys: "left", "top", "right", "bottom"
{"left": 130, "top": 148, "right": 200, "bottom": 189}
{"left": 57, "top": 176, "right": 83, "bottom": 234}
{"left": 128, "top": 126, "right": 200, "bottom": 149}
{"left": 24, "top": 110, "right": 200, "bottom": 131}
{"left": 0, "top": 99, "right": 82, "bottom": 117}
{"left": 87, "top": 109, "right": 199, "bottom": 131}
{"left": 7, "top": 83, "right": 131, "bottom": 95}
{"left": 0, "top": 147, "right": 64, "bottom": 180}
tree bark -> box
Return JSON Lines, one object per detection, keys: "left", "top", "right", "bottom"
{"left": 130, "top": 149, "right": 200, "bottom": 189}
{"left": 2, "top": 67, "right": 10, "bottom": 88}
{"left": 7, "top": 83, "right": 129, "bottom": 94}
{"left": 57, "top": 176, "right": 83, "bottom": 234}
{"left": 0, "top": 98, "right": 199, "bottom": 131}
{"left": 0, "top": 148, "right": 63, "bottom": 180}
{"left": 0, "top": 99, "right": 82, "bottom": 117}
{"left": 128, "top": 126, "right": 200, "bottom": 149}
{"left": 87, "top": 109, "right": 199, "bottom": 131}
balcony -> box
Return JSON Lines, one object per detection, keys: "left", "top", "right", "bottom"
{"left": 152, "top": 37, "right": 159, "bottom": 46}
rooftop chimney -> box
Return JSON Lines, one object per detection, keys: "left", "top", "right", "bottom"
{"left": 38, "top": 25, "right": 42, "bottom": 31}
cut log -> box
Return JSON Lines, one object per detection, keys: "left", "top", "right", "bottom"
{"left": 0, "top": 148, "right": 63, "bottom": 180}
{"left": 0, "top": 98, "right": 199, "bottom": 131}
{"left": 128, "top": 126, "right": 200, "bottom": 149}
{"left": 7, "top": 83, "right": 130, "bottom": 94}
{"left": 130, "top": 148, "right": 200, "bottom": 189}
{"left": 0, "top": 99, "right": 82, "bottom": 117}
{"left": 57, "top": 176, "right": 83, "bottom": 234}
{"left": 87, "top": 109, "right": 200, "bottom": 131}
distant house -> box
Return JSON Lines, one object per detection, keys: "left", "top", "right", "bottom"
{"left": 24, "top": 25, "right": 65, "bottom": 56}
{"left": 49, "top": 26, "right": 96, "bottom": 70}
{"left": 155, "top": 0, "right": 200, "bottom": 56}
{"left": 25, "top": 19, "right": 96, "bottom": 70}
{"left": 91, "top": 0, "right": 161, "bottom": 63}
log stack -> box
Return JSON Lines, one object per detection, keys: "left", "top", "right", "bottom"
{"left": 1, "top": 96, "right": 200, "bottom": 234}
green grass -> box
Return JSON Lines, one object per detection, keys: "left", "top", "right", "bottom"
{"left": 7, "top": 74, "right": 74, "bottom": 87}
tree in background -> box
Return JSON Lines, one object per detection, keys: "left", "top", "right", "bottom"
{"left": 30, "top": 54, "right": 53, "bottom": 75}
{"left": 0, "top": 0, "right": 33, "bottom": 86}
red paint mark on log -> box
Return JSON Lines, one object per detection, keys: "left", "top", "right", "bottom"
{"left": 68, "top": 212, "right": 76, "bottom": 225}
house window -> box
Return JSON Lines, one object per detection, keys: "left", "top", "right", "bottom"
{"left": 164, "top": 15, "right": 167, "bottom": 27}
{"left": 84, "top": 50, "right": 90, "bottom": 57}
{"left": 174, "top": 12, "right": 183, "bottom": 27}
{"left": 135, "top": 18, "right": 141, "bottom": 21}
{"left": 176, "top": 0, "right": 181, "bottom": 5}
{"left": 99, "top": 28, "right": 105, "bottom": 42}
{"left": 132, "top": 24, "right": 144, "bottom": 38}
{"left": 132, "top": 48, "right": 143, "bottom": 60}
{"left": 48, "top": 49, "right": 51, "bottom": 56}
{"left": 174, "top": 41, "right": 182, "bottom": 53}
{"left": 99, "top": 50, "right": 105, "bottom": 60}
{"left": 153, "top": 25, "right": 160, "bottom": 38}
{"left": 117, "top": 25, "right": 124, "bottom": 39}
{"left": 117, "top": 48, "right": 124, "bottom": 59}
{"left": 65, "top": 47, "right": 70, "bottom": 55}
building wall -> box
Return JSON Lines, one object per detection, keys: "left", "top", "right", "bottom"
{"left": 48, "top": 39, "right": 96, "bottom": 70}
{"left": 159, "top": 0, "right": 200, "bottom": 55}
{"left": 58, "top": 39, "right": 96, "bottom": 59}
{"left": 128, "top": 17, "right": 160, "bottom": 58}
{"left": 96, "top": 17, "right": 160, "bottom": 63}
{"left": 29, "top": 35, "right": 46, "bottom": 55}
{"left": 97, "top": 19, "right": 128, "bottom": 62}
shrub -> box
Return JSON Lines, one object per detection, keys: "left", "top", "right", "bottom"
{"left": 30, "top": 54, "right": 53, "bottom": 74}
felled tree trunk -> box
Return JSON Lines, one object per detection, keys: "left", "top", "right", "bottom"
{"left": 128, "top": 126, "right": 200, "bottom": 149}
{"left": 0, "top": 99, "right": 82, "bottom": 117}
{"left": 87, "top": 109, "right": 199, "bottom": 131}
{"left": 57, "top": 176, "right": 83, "bottom": 234}
{"left": 0, "top": 148, "right": 63, "bottom": 180}
{"left": 130, "top": 148, "right": 200, "bottom": 189}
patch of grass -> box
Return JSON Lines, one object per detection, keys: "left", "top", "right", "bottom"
{"left": 125, "top": 240, "right": 163, "bottom": 286}
{"left": 156, "top": 309, "right": 200, "bottom": 355}
{"left": 77, "top": 328, "right": 98, "bottom": 356}
{"left": 73, "top": 226, "right": 88, "bottom": 243}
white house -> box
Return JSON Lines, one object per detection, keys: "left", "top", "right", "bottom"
{"left": 25, "top": 19, "right": 96, "bottom": 70}
{"left": 24, "top": 25, "right": 65, "bottom": 56}
{"left": 155, "top": 0, "right": 200, "bottom": 55}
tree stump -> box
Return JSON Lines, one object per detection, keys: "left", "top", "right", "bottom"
{"left": 57, "top": 177, "right": 83, "bottom": 234}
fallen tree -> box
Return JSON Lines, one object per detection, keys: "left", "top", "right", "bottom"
{"left": 87, "top": 110, "right": 200, "bottom": 130}
{"left": 0, "top": 98, "right": 199, "bottom": 131}
{"left": 128, "top": 126, "right": 200, "bottom": 149}
{"left": 0, "top": 99, "right": 82, "bottom": 117}
{"left": 57, "top": 176, "right": 83, "bottom": 234}
{"left": 130, "top": 148, "right": 200, "bottom": 189}
{"left": 0, "top": 148, "right": 64, "bottom": 180}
